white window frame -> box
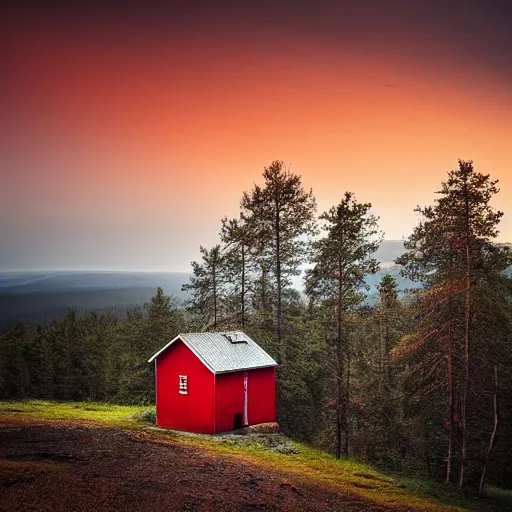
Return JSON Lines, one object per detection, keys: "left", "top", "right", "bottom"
{"left": 179, "top": 375, "right": 188, "bottom": 394}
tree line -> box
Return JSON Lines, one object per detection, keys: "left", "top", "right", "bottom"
{"left": 0, "top": 288, "right": 185, "bottom": 405}
{"left": 1, "top": 159, "right": 511, "bottom": 492}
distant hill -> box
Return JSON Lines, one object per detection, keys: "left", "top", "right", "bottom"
{"left": 365, "top": 240, "right": 421, "bottom": 302}
{"left": 0, "top": 271, "right": 191, "bottom": 295}
{"left": 0, "top": 242, "right": 412, "bottom": 328}
{"left": 1, "top": 241, "right": 507, "bottom": 328}
{"left": 365, "top": 240, "right": 512, "bottom": 302}
{"left": 371, "top": 240, "right": 406, "bottom": 267}
{"left": 0, "top": 271, "right": 191, "bottom": 328}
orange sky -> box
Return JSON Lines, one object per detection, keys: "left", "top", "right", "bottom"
{"left": 2, "top": 3, "right": 511, "bottom": 271}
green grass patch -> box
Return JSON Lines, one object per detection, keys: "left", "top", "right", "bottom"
{"left": 391, "top": 472, "right": 512, "bottom": 512}
{"left": 485, "top": 486, "right": 512, "bottom": 511}
{"left": 0, "top": 399, "right": 150, "bottom": 425}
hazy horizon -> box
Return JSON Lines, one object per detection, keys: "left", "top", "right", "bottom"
{"left": 0, "top": 240, "right": 412, "bottom": 273}
{"left": 2, "top": 2, "right": 511, "bottom": 272}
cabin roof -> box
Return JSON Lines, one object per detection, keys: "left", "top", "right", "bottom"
{"left": 148, "top": 331, "right": 277, "bottom": 374}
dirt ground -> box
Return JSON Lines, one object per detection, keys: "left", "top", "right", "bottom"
{"left": 0, "top": 419, "right": 401, "bottom": 512}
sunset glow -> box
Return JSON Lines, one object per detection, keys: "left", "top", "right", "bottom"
{"left": 2, "top": 2, "right": 511, "bottom": 271}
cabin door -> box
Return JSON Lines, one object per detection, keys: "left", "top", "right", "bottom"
{"left": 243, "top": 371, "right": 248, "bottom": 426}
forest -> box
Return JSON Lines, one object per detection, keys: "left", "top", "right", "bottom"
{"left": 1, "top": 159, "right": 511, "bottom": 495}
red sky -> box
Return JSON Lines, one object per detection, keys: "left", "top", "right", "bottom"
{"left": 1, "top": 2, "right": 511, "bottom": 271}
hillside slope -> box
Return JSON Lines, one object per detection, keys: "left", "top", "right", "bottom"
{"left": 2, "top": 402, "right": 511, "bottom": 512}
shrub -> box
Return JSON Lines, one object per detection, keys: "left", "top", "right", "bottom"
{"left": 135, "top": 409, "right": 156, "bottom": 424}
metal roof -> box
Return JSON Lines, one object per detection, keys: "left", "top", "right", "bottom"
{"left": 148, "top": 331, "right": 277, "bottom": 374}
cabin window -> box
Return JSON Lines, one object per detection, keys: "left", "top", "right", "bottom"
{"left": 179, "top": 375, "right": 188, "bottom": 394}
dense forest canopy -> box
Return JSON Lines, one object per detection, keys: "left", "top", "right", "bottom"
{"left": 1, "top": 159, "right": 511, "bottom": 493}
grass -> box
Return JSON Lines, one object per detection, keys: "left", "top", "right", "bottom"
{"left": 390, "top": 471, "right": 512, "bottom": 512}
{"left": 1, "top": 400, "right": 511, "bottom": 512}
{"left": 486, "top": 487, "right": 512, "bottom": 511}
{"left": 0, "top": 399, "right": 151, "bottom": 425}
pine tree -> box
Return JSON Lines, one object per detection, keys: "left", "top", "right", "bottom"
{"left": 182, "top": 245, "right": 227, "bottom": 330}
{"left": 79, "top": 312, "right": 117, "bottom": 401}
{"left": 0, "top": 324, "right": 31, "bottom": 399}
{"left": 51, "top": 311, "right": 79, "bottom": 400}
{"left": 27, "top": 325, "right": 55, "bottom": 399}
{"left": 305, "top": 192, "right": 381, "bottom": 458}
{"left": 116, "top": 288, "right": 185, "bottom": 404}
{"left": 377, "top": 274, "right": 399, "bottom": 389}
{"left": 241, "top": 161, "right": 316, "bottom": 362}
{"left": 395, "top": 160, "right": 512, "bottom": 486}
{"left": 220, "top": 216, "right": 253, "bottom": 329}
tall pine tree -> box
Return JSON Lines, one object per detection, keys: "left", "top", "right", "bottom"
{"left": 241, "top": 161, "right": 316, "bottom": 362}
{"left": 220, "top": 216, "right": 253, "bottom": 329}
{"left": 306, "top": 192, "right": 381, "bottom": 458}
{"left": 182, "top": 245, "right": 227, "bottom": 330}
{"left": 396, "top": 160, "right": 512, "bottom": 487}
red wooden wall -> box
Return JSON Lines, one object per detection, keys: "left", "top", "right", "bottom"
{"left": 155, "top": 339, "right": 215, "bottom": 434}
{"left": 215, "top": 366, "right": 276, "bottom": 433}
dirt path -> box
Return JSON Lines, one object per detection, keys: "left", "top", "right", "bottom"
{"left": 0, "top": 419, "right": 403, "bottom": 512}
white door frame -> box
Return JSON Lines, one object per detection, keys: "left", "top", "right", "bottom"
{"left": 243, "top": 371, "right": 248, "bottom": 426}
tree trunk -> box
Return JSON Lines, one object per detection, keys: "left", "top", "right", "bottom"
{"left": 213, "top": 258, "right": 217, "bottom": 330}
{"left": 378, "top": 316, "right": 383, "bottom": 376}
{"left": 275, "top": 204, "right": 283, "bottom": 363}
{"left": 478, "top": 365, "right": 499, "bottom": 495}
{"left": 446, "top": 252, "right": 456, "bottom": 484}
{"left": 384, "top": 309, "right": 392, "bottom": 388}
{"left": 336, "top": 257, "right": 344, "bottom": 459}
{"left": 241, "top": 243, "right": 245, "bottom": 329}
{"left": 459, "top": 183, "right": 472, "bottom": 488}
{"left": 344, "top": 340, "right": 350, "bottom": 457}
{"left": 336, "top": 370, "right": 342, "bottom": 460}
{"left": 422, "top": 412, "right": 432, "bottom": 477}
{"left": 446, "top": 320, "right": 454, "bottom": 483}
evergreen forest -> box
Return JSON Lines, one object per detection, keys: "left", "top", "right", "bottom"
{"left": 2, "top": 159, "right": 511, "bottom": 494}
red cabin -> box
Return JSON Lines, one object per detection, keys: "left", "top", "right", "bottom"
{"left": 148, "top": 331, "right": 277, "bottom": 434}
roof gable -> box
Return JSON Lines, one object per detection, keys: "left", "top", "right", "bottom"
{"left": 148, "top": 331, "right": 277, "bottom": 374}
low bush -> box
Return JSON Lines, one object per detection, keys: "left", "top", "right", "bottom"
{"left": 134, "top": 409, "right": 156, "bottom": 424}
